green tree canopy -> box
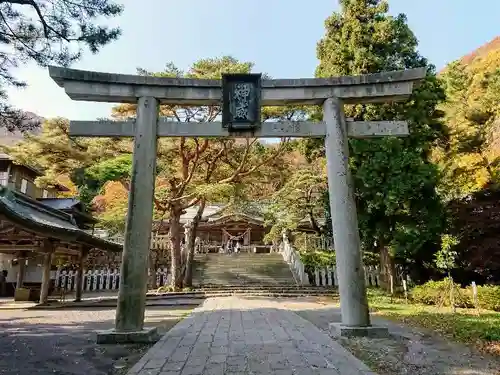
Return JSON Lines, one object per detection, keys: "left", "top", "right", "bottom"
{"left": 264, "top": 158, "right": 327, "bottom": 242}
{"left": 307, "top": 0, "right": 446, "bottom": 284}
{"left": 1, "top": 117, "right": 132, "bottom": 206}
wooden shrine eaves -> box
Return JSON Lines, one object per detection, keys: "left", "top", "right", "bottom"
{"left": 0, "top": 187, "right": 122, "bottom": 253}
{"left": 69, "top": 120, "right": 409, "bottom": 138}
{"left": 48, "top": 66, "right": 426, "bottom": 106}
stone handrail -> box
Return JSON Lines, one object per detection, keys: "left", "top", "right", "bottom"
{"left": 280, "top": 234, "right": 309, "bottom": 285}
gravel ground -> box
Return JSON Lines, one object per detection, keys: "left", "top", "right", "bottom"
{"left": 290, "top": 300, "right": 500, "bottom": 375}
{"left": 0, "top": 306, "right": 193, "bottom": 375}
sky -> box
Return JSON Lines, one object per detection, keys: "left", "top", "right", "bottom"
{"left": 6, "top": 0, "right": 500, "bottom": 121}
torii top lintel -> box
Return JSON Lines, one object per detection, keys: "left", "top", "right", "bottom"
{"left": 48, "top": 66, "right": 426, "bottom": 106}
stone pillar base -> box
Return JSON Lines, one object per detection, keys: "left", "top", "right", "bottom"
{"left": 14, "top": 288, "right": 30, "bottom": 302}
{"left": 96, "top": 327, "right": 159, "bottom": 344}
{"left": 329, "top": 322, "right": 389, "bottom": 338}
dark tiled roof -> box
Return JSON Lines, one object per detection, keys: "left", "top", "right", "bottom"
{"left": 37, "top": 198, "right": 80, "bottom": 210}
{"left": 0, "top": 187, "right": 121, "bottom": 252}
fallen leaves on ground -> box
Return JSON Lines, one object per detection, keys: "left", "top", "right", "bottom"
{"left": 368, "top": 289, "right": 500, "bottom": 357}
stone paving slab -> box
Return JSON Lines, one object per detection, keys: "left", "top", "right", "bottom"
{"left": 127, "top": 296, "right": 376, "bottom": 375}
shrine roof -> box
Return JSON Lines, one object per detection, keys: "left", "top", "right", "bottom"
{"left": 179, "top": 203, "right": 268, "bottom": 224}
{"left": 0, "top": 187, "right": 121, "bottom": 252}
{"left": 37, "top": 197, "right": 81, "bottom": 210}
{"left": 180, "top": 205, "right": 224, "bottom": 223}
{"left": 205, "top": 213, "right": 265, "bottom": 226}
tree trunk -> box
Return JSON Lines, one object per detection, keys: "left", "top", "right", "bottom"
{"left": 308, "top": 210, "right": 323, "bottom": 236}
{"left": 379, "top": 244, "right": 397, "bottom": 293}
{"left": 183, "top": 199, "right": 206, "bottom": 287}
{"left": 169, "top": 206, "right": 183, "bottom": 290}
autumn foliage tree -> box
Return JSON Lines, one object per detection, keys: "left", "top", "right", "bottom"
{"left": 111, "top": 56, "right": 298, "bottom": 289}
{"left": 437, "top": 54, "right": 500, "bottom": 199}
{"left": 1, "top": 117, "right": 133, "bottom": 206}
{"left": 435, "top": 40, "right": 500, "bottom": 283}
{"left": 3, "top": 56, "right": 298, "bottom": 290}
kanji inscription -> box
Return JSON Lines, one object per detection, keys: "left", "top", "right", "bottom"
{"left": 233, "top": 83, "right": 251, "bottom": 120}
{"left": 222, "top": 73, "right": 262, "bottom": 131}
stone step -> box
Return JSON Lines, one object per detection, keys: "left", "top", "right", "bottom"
{"left": 196, "top": 272, "right": 294, "bottom": 277}
{"left": 193, "top": 277, "right": 295, "bottom": 283}
{"left": 193, "top": 252, "right": 296, "bottom": 286}
{"left": 149, "top": 290, "right": 338, "bottom": 299}
{"left": 194, "top": 284, "right": 337, "bottom": 291}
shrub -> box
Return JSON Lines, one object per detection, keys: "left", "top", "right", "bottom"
{"left": 300, "top": 251, "right": 336, "bottom": 269}
{"left": 466, "top": 285, "right": 500, "bottom": 312}
{"left": 156, "top": 285, "right": 194, "bottom": 294}
{"left": 411, "top": 280, "right": 448, "bottom": 305}
{"left": 411, "top": 279, "right": 473, "bottom": 308}
{"left": 156, "top": 285, "right": 174, "bottom": 293}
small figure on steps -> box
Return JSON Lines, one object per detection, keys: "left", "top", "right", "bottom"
{"left": 194, "top": 236, "right": 201, "bottom": 254}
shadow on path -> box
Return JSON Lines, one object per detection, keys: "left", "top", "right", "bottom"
{"left": 0, "top": 305, "right": 194, "bottom": 375}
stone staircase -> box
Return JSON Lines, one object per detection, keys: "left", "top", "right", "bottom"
{"left": 193, "top": 253, "right": 297, "bottom": 286}
{"left": 152, "top": 285, "right": 338, "bottom": 299}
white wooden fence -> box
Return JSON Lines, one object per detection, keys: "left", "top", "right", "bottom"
{"left": 55, "top": 268, "right": 170, "bottom": 292}
{"left": 280, "top": 233, "right": 389, "bottom": 287}
{"left": 311, "top": 265, "right": 381, "bottom": 287}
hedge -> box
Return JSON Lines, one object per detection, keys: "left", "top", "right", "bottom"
{"left": 300, "top": 251, "right": 336, "bottom": 269}
{"left": 411, "top": 279, "right": 500, "bottom": 312}
{"left": 471, "top": 285, "right": 500, "bottom": 312}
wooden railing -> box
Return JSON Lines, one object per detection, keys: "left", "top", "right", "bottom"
{"left": 54, "top": 268, "right": 170, "bottom": 293}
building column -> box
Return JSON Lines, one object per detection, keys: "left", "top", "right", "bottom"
{"left": 74, "top": 248, "right": 88, "bottom": 302}
{"left": 16, "top": 252, "right": 26, "bottom": 289}
{"left": 39, "top": 240, "right": 54, "bottom": 304}
{"left": 323, "top": 97, "right": 370, "bottom": 327}
{"left": 115, "top": 96, "right": 159, "bottom": 333}
{"left": 182, "top": 222, "right": 191, "bottom": 264}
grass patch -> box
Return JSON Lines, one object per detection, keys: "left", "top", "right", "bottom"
{"left": 367, "top": 288, "right": 500, "bottom": 356}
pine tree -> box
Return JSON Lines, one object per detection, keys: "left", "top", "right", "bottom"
{"left": 0, "top": 1, "right": 123, "bottom": 131}
{"left": 309, "top": 0, "right": 447, "bottom": 286}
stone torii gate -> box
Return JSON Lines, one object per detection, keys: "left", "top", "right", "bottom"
{"left": 48, "top": 66, "right": 425, "bottom": 342}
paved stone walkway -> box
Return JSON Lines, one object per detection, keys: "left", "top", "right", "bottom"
{"left": 128, "top": 296, "right": 376, "bottom": 375}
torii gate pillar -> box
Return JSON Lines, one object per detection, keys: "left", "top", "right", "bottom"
{"left": 323, "top": 98, "right": 386, "bottom": 337}
{"left": 114, "top": 97, "right": 159, "bottom": 333}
